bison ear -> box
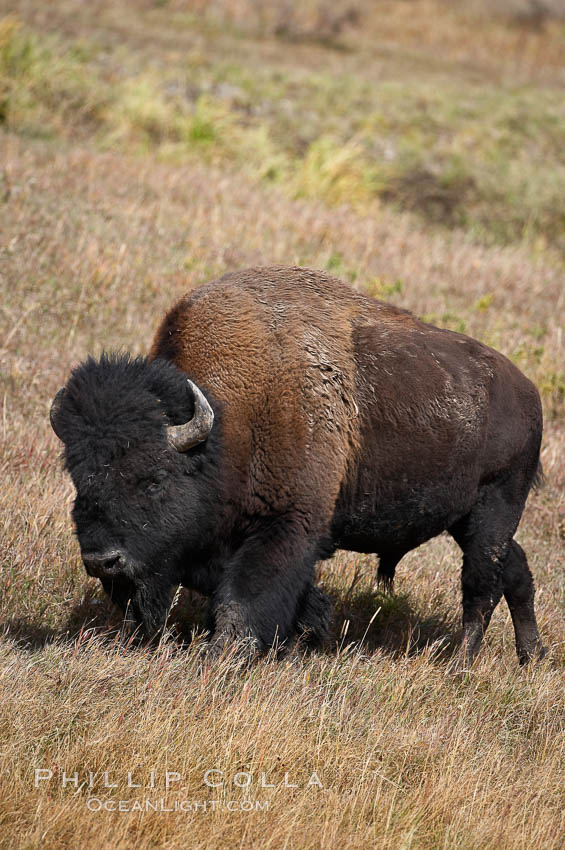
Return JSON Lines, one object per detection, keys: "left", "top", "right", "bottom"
{"left": 49, "top": 387, "right": 67, "bottom": 441}
{"left": 167, "top": 379, "right": 214, "bottom": 452}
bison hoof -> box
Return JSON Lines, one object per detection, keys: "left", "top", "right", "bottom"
{"left": 517, "top": 642, "right": 547, "bottom": 666}
{"left": 200, "top": 635, "right": 259, "bottom": 667}
{"left": 295, "top": 585, "right": 333, "bottom": 648}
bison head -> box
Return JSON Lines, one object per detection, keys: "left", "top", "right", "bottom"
{"left": 50, "top": 353, "right": 221, "bottom": 636}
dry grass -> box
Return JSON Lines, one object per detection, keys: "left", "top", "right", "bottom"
{"left": 1, "top": 2, "right": 565, "bottom": 848}
{"left": 1, "top": 637, "right": 564, "bottom": 849}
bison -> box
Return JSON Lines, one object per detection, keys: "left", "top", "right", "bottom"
{"left": 50, "top": 266, "right": 546, "bottom": 668}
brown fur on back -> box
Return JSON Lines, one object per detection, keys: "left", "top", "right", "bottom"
{"left": 151, "top": 267, "right": 370, "bottom": 531}
{"left": 149, "top": 265, "right": 539, "bottom": 547}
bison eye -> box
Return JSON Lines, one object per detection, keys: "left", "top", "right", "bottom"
{"left": 142, "top": 469, "right": 168, "bottom": 495}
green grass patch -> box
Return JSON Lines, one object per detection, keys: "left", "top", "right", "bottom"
{"left": 2, "top": 13, "right": 565, "bottom": 258}
{"left": 0, "top": 17, "right": 110, "bottom": 138}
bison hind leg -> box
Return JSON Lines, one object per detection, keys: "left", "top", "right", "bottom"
{"left": 376, "top": 551, "right": 404, "bottom": 591}
{"left": 502, "top": 540, "right": 546, "bottom": 665}
{"left": 448, "top": 471, "right": 545, "bottom": 671}
{"left": 294, "top": 584, "right": 333, "bottom": 648}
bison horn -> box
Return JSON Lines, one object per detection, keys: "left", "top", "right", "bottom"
{"left": 50, "top": 387, "right": 67, "bottom": 441}
{"left": 167, "top": 380, "right": 214, "bottom": 452}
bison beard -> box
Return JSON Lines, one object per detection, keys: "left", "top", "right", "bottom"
{"left": 50, "top": 266, "right": 546, "bottom": 669}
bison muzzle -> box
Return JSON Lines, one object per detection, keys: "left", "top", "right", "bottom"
{"left": 50, "top": 266, "right": 546, "bottom": 669}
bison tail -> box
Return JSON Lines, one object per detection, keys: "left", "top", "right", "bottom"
{"left": 532, "top": 461, "right": 545, "bottom": 490}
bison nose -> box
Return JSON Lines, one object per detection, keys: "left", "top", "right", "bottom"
{"left": 82, "top": 550, "right": 124, "bottom": 578}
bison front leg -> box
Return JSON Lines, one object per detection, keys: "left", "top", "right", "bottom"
{"left": 294, "top": 583, "right": 333, "bottom": 648}
{"left": 206, "top": 518, "right": 320, "bottom": 658}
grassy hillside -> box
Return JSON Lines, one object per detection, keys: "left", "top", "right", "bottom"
{"left": 0, "top": 2, "right": 564, "bottom": 848}
{"left": 2, "top": 2, "right": 565, "bottom": 257}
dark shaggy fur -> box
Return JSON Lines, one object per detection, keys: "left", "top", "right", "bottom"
{"left": 51, "top": 267, "right": 546, "bottom": 667}
{"left": 54, "top": 353, "right": 227, "bottom": 635}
